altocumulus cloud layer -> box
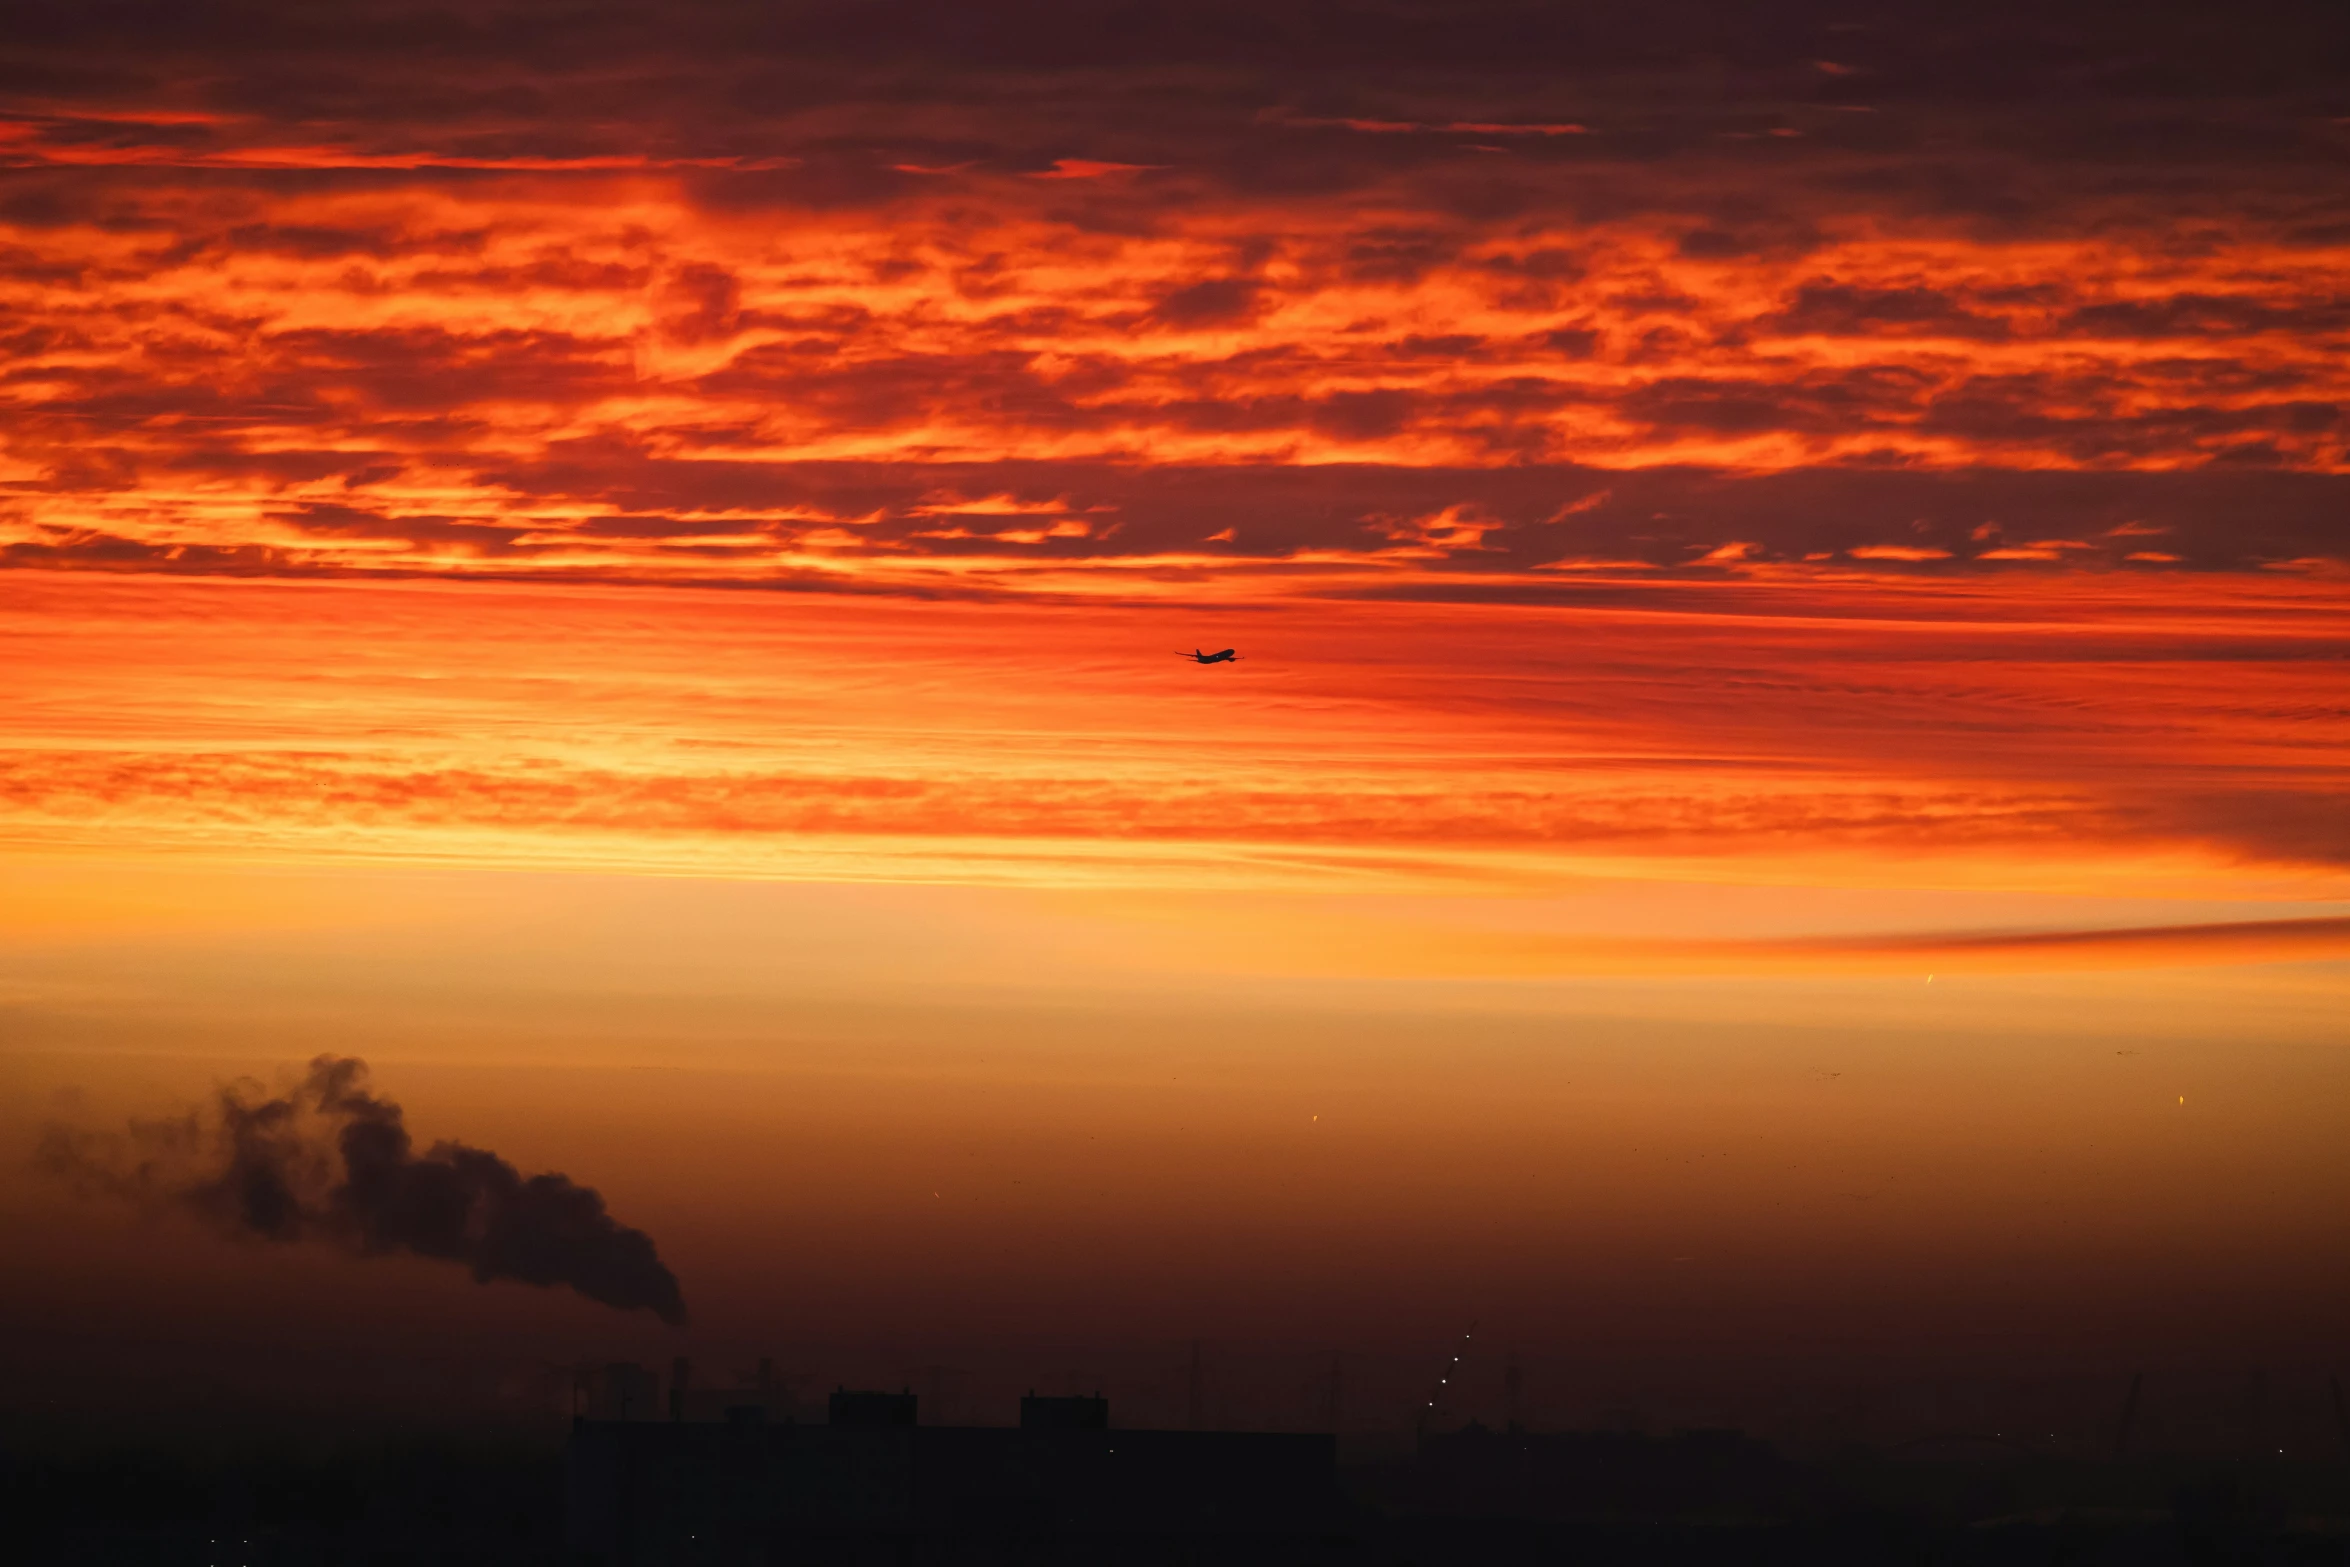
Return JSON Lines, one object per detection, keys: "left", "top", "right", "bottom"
{"left": 2, "top": 0, "right": 2347, "bottom": 589}
{"left": 0, "top": 3, "right": 2345, "bottom": 899}
{"left": 39, "top": 1056, "right": 688, "bottom": 1324}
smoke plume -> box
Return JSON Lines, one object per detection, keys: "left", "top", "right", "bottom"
{"left": 38, "top": 1056, "right": 686, "bottom": 1324}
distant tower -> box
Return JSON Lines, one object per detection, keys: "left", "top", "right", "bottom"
{"left": 597, "top": 1362, "right": 656, "bottom": 1421}
{"left": 918, "top": 1364, "right": 967, "bottom": 1426}
{"left": 2245, "top": 1369, "right": 2268, "bottom": 1459}
{"left": 1187, "top": 1340, "right": 1205, "bottom": 1430}
{"left": 2114, "top": 1372, "right": 2142, "bottom": 1459}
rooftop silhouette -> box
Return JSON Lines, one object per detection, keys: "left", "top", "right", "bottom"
{"left": 567, "top": 1387, "right": 1339, "bottom": 1564}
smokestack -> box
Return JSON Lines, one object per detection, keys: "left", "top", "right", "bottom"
{"left": 671, "top": 1357, "right": 691, "bottom": 1422}
{"left": 2245, "top": 1369, "right": 2268, "bottom": 1460}
{"left": 1187, "top": 1340, "right": 1205, "bottom": 1430}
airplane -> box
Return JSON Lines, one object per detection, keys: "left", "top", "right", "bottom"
{"left": 1177, "top": 648, "right": 1240, "bottom": 664}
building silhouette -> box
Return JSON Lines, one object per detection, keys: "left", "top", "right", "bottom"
{"left": 1018, "top": 1393, "right": 1108, "bottom": 1431}
{"left": 568, "top": 1383, "right": 1342, "bottom": 1564}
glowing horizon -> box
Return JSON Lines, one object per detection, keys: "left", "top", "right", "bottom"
{"left": 5, "top": 0, "right": 2348, "bottom": 1434}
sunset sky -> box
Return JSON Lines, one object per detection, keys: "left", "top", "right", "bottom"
{"left": 3, "top": 1, "right": 2347, "bottom": 1444}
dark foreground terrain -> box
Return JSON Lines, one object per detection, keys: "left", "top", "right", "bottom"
{"left": 8, "top": 1422, "right": 2349, "bottom": 1565}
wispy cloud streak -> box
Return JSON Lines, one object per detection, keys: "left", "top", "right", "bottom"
{"left": 3, "top": 571, "right": 2342, "bottom": 894}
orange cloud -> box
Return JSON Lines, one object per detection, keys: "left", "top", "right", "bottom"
{"left": 1027, "top": 160, "right": 1160, "bottom": 180}
{"left": 1, "top": 0, "right": 2344, "bottom": 898}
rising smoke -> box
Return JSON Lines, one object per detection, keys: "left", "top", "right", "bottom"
{"left": 38, "top": 1055, "right": 686, "bottom": 1324}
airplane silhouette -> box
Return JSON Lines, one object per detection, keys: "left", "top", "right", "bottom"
{"left": 1177, "top": 648, "right": 1240, "bottom": 664}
